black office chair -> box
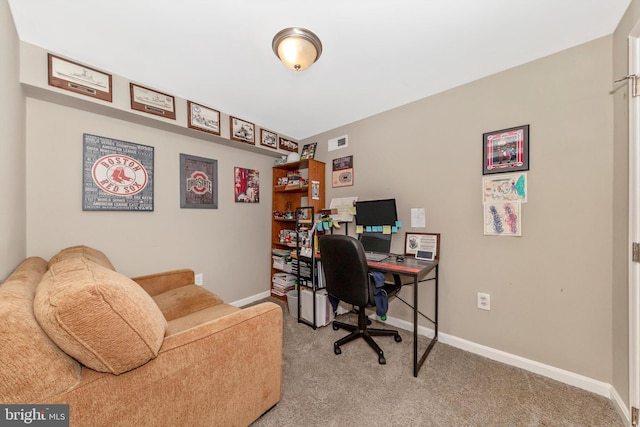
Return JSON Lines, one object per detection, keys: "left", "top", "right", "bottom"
{"left": 318, "top": 234, "right": 402, "bottom": 364}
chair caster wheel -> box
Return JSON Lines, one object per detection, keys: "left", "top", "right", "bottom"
{"left": 378, "top": 353, "right": 386, "bottom": 364}
{"left": 334, "top": 344, "right": 342, "bottom": 355}
{"left": 394, "top": 334, "right": 402, "bottom": 343}
{"left": 332, "top": 324, "right": 339, "bottom": 331}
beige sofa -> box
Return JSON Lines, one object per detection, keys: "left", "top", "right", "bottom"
{"left": 0, "top": 245, "right": 282, "bottom": 426}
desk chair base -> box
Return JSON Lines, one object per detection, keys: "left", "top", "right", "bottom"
{"left": 332, "top": 309, "right": 402, "bottom": 365}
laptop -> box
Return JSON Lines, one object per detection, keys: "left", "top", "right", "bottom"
{"left": 359, "top": 232, "right": 391, "bottom": 262}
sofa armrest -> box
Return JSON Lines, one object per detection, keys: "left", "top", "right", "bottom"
{"left": 131, "top": 269, "right": 195, "bottom": 296}
{"left": 46, "top": 302, "right": 283, "bottom": 427}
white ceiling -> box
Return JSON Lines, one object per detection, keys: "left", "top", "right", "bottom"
{"left": 8, "top": 0, "right": 632, "bottom": 140}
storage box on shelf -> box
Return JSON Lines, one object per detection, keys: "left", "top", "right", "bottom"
{"left": 271, "top": 159, "right": 325, "bottom": 301}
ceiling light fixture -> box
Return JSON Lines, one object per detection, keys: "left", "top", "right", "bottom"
{"left": 272, "top": 27, "right": 322, "bottom": 71}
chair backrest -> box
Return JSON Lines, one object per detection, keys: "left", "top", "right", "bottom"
{"left": 318, "top": 235, "right": 370, "bottom": 307}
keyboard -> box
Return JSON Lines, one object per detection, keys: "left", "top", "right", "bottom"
{"left": 365, "top": 252, "right": 389, "bottom": 262}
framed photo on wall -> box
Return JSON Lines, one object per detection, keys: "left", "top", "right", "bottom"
{"left": 130, "top": 83, "right": 176, "bottom": 120}
{"left": 332, "top": 155, "right": 354, "bottom": 187}
{"left": 48, "top": 54, "right": 112, "bottom": 102}
{"left": 234, "top": 167, "right": 259, "bottom": 203}
{"left": 180, "top": 154, "right": 218, "bottom": 209}
{"left": 230, "top": 116, "right": 255, "bottom": 144}
{"left": 82, "top": 133, "right": 154, "bottom": 211}
{"left": 187, "top": 101, "right": 220, "bottom": 135}
{"left": 260, "top": 129, "right": 278, "bottom": 149}
{"left": 482, "top": 124, "right": 529, "bottom": 175}
{"left": 278, "top": 137, "right": 298, "bottom": 152}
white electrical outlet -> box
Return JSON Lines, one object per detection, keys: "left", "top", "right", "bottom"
{"left": 195, "top": 273, "right": 203, "bottom": 286}
{"left": 477, "top": 292, "right": 490, "bottom": 310}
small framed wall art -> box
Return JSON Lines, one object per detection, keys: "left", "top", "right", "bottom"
{"left": 230, "top": 116, "right": 255, "bottom": 144}
{"left": 130, "top": 83, "right": 176, "bottom": 120}
{"left": 482, "top": 124, "right": 529, "bottom": 175}
{"left": 48, "top": 54, "right": 112, "bottom": 102}
{"left": 234, "top": 167, "right": 260, "bottom": 203}
{"left": 260, "top": 129, "right": 278, "bottom": 149}
{"left": 180, "top": 154, "right": 218, "bottom": 209}
{"left": 300, "top": 142, "right": 317, "bottom": 160}
{"left": 279, "top": 137, "right": 298, "bottom": 152}
{"left": 187, "top": 101, "right": 220, "bottom": 135}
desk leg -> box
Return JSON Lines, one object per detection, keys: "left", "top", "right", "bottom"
{"left": 413, "top": 275, "right": 419, "bottom": 377}
{"left": 414, "top": 264, "right": 439, "bottom": 377}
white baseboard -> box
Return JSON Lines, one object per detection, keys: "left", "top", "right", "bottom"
{"left": 230, "top": 290, "right": 271, "bottom": 308}
{"left": 376, "top": 313, "right": 622, "bottom": 402}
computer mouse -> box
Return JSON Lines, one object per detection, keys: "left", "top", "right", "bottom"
{"left": 396, "top": 255, "right": 404, "bottom": 262}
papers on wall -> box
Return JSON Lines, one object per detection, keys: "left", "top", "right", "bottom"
{"left": 329, "top": 196, "right": 358, "bottom": 222}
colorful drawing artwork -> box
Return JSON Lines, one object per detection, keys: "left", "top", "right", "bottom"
{"left": 484, "top": 201, "right": 521, "bottom": 236}
{"left": 483, "top": 172, "right": 527, "bottom": 203}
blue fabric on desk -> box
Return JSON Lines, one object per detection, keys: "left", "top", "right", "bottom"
{"left": 371, "top": 271, "right": 388, "bottom": 317}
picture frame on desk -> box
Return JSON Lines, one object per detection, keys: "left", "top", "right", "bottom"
{"left": 404, "top": 232, "right": 439, "bottom": 260}
{"left": 482, "top": 124, "right": 529, "bottom": 175}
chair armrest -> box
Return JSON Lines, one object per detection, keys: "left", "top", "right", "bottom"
{"left": 131, "top": 269, "right": 195, "bottom": 296}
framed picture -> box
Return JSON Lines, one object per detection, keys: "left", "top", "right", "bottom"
{"left": 48, "top": 54, "right": 112, "bottom": 102}
{"left": 484, "top": 201, "right": 521, "bottom": 236}
{"left": 404, "top": 232, "right": 440, "bottom": 260}
{"left": 230, "top": 116, "right": 255, "bottom": 144}
{"left": 300, "top": 142, "right": 317, "bottom": 160}
{"left": 82, "top": 133, "right": 154, "bottom": 211}
{"left": 234, "top": 167, "right": 259, "bottom": 203}
{"left": 332, "top": 155, "right": 354, "bottom": 188}
{"left": 187, "top": 101, "right": 220, "bottom": 135}
{"left": 260, "top": 129, "right": 278, "bottom": 149}
{"left": 483, "top": 124, "right": 529, "bottom": 175}
{"left": 180, "top": 154, "right": 218, "bottom": 209}
{"left": 279, "top": 137, "right": 298, "bottom": 152}
{"left": 130, "top": 83, "right": 176, "bottom": 119}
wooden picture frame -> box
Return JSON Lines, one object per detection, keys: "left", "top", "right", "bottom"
{"left": 278, "top": 137, "right": 298, "bottom": 153}
{"left": 130, "top": 83, "right": 176, "bottom": 120}
{"left": 260, "top": 129, "right": 278, "bottom": 149}
{"left": 180, "top": 154, "right": 218, "bottom": 209}
{"left": 483, "top": 124, "right": 529, "bottom": 175}
{"left": 230, "top": 116, "right": 255, "bottom": 144}
{"left": 48, "top": 54, "right": 112, "bottom": 102}
{"left": 404, "top": 232, "right": 440, "bottom": 260}
{"left": 187, "top": 101, "right": 220, "bottom": 135}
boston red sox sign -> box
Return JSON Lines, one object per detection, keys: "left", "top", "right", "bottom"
{"left": 83, "top": 133, "right": 154, "bottom": 211}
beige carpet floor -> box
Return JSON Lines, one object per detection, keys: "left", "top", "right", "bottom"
{"left": 251, "top": 298, "right": 623, "bottom": 427}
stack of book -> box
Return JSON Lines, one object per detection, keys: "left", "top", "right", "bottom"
{"left": 272, "top": 273, "right": 297, "bottom": 296}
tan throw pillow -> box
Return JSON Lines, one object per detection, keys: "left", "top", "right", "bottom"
{"left": 48, "top": 245, "right": 116, "bottom": 271}
{"left": 34, "top": 257, "right": 167, "bottom": 375}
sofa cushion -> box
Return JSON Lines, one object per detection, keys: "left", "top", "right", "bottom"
{"left": 0, "top": 257, "right": 81, "bottom": 403}
{"left": 48, "top": 245, "right": 115, "bottom": 271}
{"left": 34, "top": 257, "right": 167, "bottom": 375}
{"left": 152, "top": 284, "right": 224, "bottom": 321}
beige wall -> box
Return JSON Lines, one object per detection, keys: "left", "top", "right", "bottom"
{"left": 307, "top": 36, "right": 615, "bottom": 382}
{"left": 0, "top": 0, "right": 26, "bottom": 280}
{"left": 23, "top": 97, "right": 275, "bottom": 303}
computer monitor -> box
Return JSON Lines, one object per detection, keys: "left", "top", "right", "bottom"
{"left": 355, "top": 198, "right": 398, "bottom": 226}
{"left": 359, "top": 232, "right": 392, "bottom": 253}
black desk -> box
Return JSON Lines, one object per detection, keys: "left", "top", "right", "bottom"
{"left": 367, "top": 257, "right": 439, "bottom": 377}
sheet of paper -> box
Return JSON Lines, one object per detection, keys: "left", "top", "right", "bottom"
{"left": 329, "top": 196, "right": 358, "bottom": 222}
{"left": 411, "top": 208, "right": 426, "bottom": 228}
